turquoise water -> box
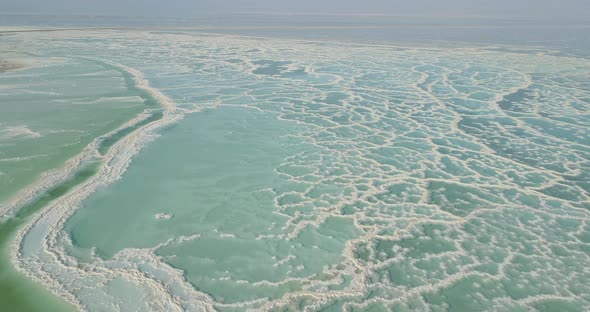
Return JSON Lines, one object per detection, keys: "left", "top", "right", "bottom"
{"left": 0, "top": 39, "right": 154, "bottom": 311}
{"left": 2, "top": 29, "right": 590, "bottom": 311}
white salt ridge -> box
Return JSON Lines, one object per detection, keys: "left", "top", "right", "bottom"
{"left": 0, "top": 154, "right": 48, "bottom": 162}
{"left": 0, "top": 125, "right": 42, "bottom": 139}
{"left": 10, "top": 57, "right": 203, "bottom": 311}
{"left": 8, "top": 30, "right": 590, "bottom": 312}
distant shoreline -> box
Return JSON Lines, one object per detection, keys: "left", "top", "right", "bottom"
{"left": 0, "top": 60, "right": 24, "bottom": 73}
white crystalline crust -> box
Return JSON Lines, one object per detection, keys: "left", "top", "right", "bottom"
{"left": 4, "top": 30, "right": 590, "bottom": 311}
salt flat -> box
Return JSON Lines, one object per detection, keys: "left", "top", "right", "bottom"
{"left": 1, "top": 28, "right": 589, "bottom": 312}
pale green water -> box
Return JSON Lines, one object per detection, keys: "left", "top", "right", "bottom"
{"left": 0, "top": 50, "right": 149, "bottom": 311}
{"left": 0, "top": 40, "right": 159, "bottom": 312}
{"left": 68, "top": 106, "right": 362, "bottom": 305}
{"left": 0, "top": 57, "right": 145, "bottom": 202}
{"left": 2, "top": 29, "right": 590, "bottom": 312}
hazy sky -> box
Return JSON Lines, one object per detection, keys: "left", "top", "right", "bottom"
{"left": 3, "top": 0, "right": 590, "bottom": 18}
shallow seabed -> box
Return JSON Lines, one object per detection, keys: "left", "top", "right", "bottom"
{"left": 3, "top": 30, "right": 590, "bottom": 311}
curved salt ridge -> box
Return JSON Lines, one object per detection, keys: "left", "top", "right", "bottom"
{"left": 11, "top": 60, "right": 215, "bottom": 311}
{"left": 8, "top": 30, "right": 590, "bottom": 311}
{"left": 0, "top": 109, "right": 158, "bottom": 220}
{"left": 0, "top": 145, "right": 96, "bottom": 221}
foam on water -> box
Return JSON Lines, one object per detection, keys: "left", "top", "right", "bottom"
{"left": 4, "top": 30, "right": 590, "bottom": 311}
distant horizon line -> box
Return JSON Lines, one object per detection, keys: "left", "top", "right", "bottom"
{"left": 2, "top": 10, "right": 590, "bottom": 21}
